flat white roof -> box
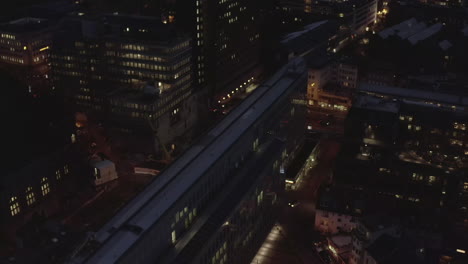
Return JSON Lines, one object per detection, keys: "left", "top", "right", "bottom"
{"left": 92, "top": 160, "right": 115, "bottom": 169}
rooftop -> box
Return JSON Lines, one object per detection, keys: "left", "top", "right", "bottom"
{"left": 317, "top": 186, "right": 365, "bottom": 216}
{"left": 0, "top": 17, "right": 50, "bottom": 33}
{"left": 366, "top": 235, "right": 399, "bottom": 263}
{"left": 329, "top": 234, "right": 352, "bottom": 248}
{"left": 282, "top": 20, "right": 329, "bottom": 44}
{"left": 378, "top": 18, "right": 443, "bottom": 45}
{"left": 314, "top": 0, "right": 377, "bottom": 13}
{"left": 305, "top": 53, "right": 331, "bottom": 69}
{"left": 72, "top": 58, "right": 307, "bottom": 263}
{"left": 438, "top": 40, "right": 452, "bottom": 51}
{"left": 322, "top": 83, "right": 353, "bottom": 98}
{"left": 361, "top": 214, "right": 398, "bottom": 232}
{"left": 59, "top": 13, "right": 183, "bottom": 44}
{"left": 281, "top": 20, "right": 339, "bottom": 57}
{"left": 92, "top": 160, "right": 115, "bottom": 170}
{"left": 353, "top": 94, "right": 400, "bottom": 113}
{"left": 358, "top": 83, "right": 468, "bottom": 107}
{"left": 28, "top": 1, "right": 77, "bottom": 18}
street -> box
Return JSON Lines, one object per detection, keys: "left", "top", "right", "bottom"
{"left": 251, "top": 138, "right": 341, "bottom": 264}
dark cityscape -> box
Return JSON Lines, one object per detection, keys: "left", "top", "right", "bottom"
{"left": 0, "top": 0, "right": 467, "bottom": 263}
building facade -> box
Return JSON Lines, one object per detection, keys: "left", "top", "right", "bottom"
{"left": 167, "top": 0, "right": 262, "bottom": 100}
{"left": 314, "top": 186, "right": 364, "bottom": 235}
{"left": 0, "top": 17, "right": 54, "bottom": 94}
{"left": 309, "top": 0, "right": 377, "bottom": 34}
{"left": 0, "top": 146, "right": 81, "bottom": 241}
{"left": 52, "top": 14, "right": 195, "bottom": 154}
{"left": 349, "top": 216, "right": 400, "bottom": 264}
{"left": 306, "top": 56, "right": 357, "bottom": 112}
{"left": 315, "top": 209, "right": 357, "bottom": 235}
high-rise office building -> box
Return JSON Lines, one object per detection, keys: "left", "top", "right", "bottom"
{"left": 78, "top": 0, "right": 262, "bottom": 104}
{"left": 52, "top": 14, "right": 195, "bottom": 154}
{"left": 166, "top": 0, "right": 262, "bottom": 101}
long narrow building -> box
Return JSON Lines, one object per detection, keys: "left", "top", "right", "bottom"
{"left": 68, "top": 58, "right": 307, "bottom": 264}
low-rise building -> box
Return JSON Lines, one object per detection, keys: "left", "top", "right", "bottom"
{"left": 349, "top": 215, "right": 400, "bottom": 264}
{"left": 328, "top": 234, "right": 352, "bottom": 264}
{"left": 315, "top": 186, "right": 364, "bottom": 234}
{"left": 306, "top": 55, "right": 357, "bottom": 112}
{"left": 90, "top": 159, "right": 118, "bottom": 187}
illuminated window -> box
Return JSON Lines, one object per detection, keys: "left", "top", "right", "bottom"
{"left": 10, "top": 196, "right": 20, "bottom": 216}
{"left": 171, "top": 230, "right": 177, "bottom": 244}
{"left": 56, "top": 170, "right": 61, "bottom": 180}
{"left": 192, "top": 208, "right": 197, "bottom": 217}
{"left": 253, "top": 138, "right": 259, "bottom": 152}
{"left": 379, "top": 168, "right": 390, "bottom": 173}
{"left": 257, "top": 191, "right": 264, "bottom": 205}
{"left": 26, "top": 187, "right": 35, "bottom": 206}
{"left": 41, "top": 177, "right": 50, "bottom": 196}
{"left": 412, "top": 173, "right": 423, "bottom": 181}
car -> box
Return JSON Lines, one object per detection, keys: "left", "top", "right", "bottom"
{"left": 318, "top": 250, "right": 334, "bottom": 264}
{"left": 312, "top": 234, "right": 327, "bottom": 246}
{"left": 319, "top": 120, "right": 331, "bottom": 126}
{"left": 288, "top": 200, "right": 300, "bottom": 208}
